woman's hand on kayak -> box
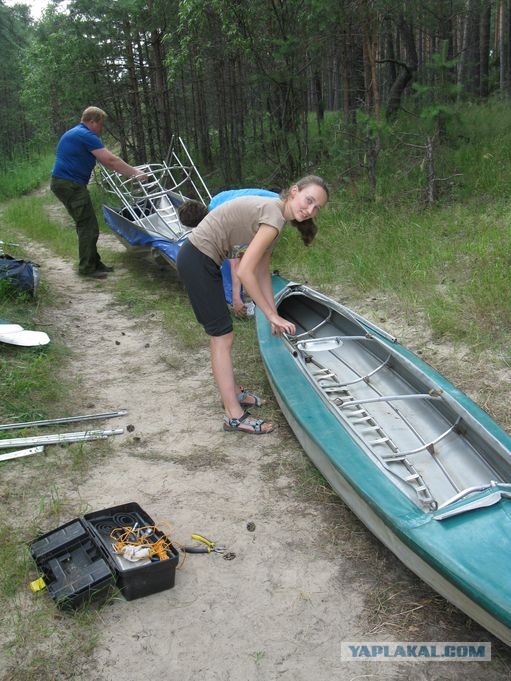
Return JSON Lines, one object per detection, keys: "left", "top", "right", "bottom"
{"left": 269, "top": 314, "right": 296, "bottom": 336}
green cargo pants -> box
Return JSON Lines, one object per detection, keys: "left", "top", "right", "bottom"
{"left": 50, "top": 177, "right": 102, "bottom": 275}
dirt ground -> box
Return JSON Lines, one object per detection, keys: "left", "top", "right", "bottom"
{"left": 6, "top": 198, "right": 511, "bottom": 680}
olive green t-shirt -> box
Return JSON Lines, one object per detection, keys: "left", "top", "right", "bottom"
{"left": 188, "top": 196, "right": 286, "bottom": 266}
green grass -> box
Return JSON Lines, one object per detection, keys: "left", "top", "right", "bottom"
{"left": 1, "top": 581, "right": 106, "bottom": 681}
{"left": 0, "top": 281, "right": 67, "bottom": 423}
{"left": 2, "top": 194, "right": 77, "bottom": 260}
{"left": 0, "top": 344, "right": 68, "bottom": 422}
{"left": 0, "top": 150, "right": 54, "bottom": 201}
{"left": 273, "top": 194, "right": 510, "bottom": 351}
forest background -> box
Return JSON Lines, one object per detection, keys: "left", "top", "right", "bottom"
{"left": 2, "top": 0, "right": 511, "bottom": 190}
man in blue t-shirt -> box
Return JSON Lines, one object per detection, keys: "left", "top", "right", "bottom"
{"left": 51, "top": 106, "right": 145, "bottom": 279}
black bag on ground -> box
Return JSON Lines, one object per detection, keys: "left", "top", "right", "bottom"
{"left": 0, "top": 254, "right": 40, "bottom": 296}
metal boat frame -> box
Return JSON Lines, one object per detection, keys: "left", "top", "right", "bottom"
{"left": 98, "top": 136, "right": 211, "bottom": 249}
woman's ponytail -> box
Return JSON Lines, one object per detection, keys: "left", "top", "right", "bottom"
{"left": 291, "top": 217, "right": 318, "bottom": 246}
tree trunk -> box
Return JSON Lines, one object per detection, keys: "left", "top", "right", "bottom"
{"left": 362, "top": 21, "right": 381, "bottom": 118}
{"left": 138, "top": 36, "right": 157, "bottom": 161}
{"left": 383, "top": 15, "right": 397, "bottom": 102}
{"left": 123, "top": 19, "right": 146, "bottom": 162}
{"left": 313, "top": 68, "right": 324, "bottom": 131}
{"left": 366, "top": 134, "right": 381, "bottom": 201}
{"left": 498, "top": 0, "right": 507, "bottom": 92}
{"left": 480, "top": 0, "right": 491, "bottom": 97}
{"left": 459, "top": 0, "right": 481, "bottom": 98}
{"left": 385, "top": 16, "right": 418, "bottom": 119}
{"left": 508, "top": 0, "right": 511, "bottom": 95}
{"left": 340, "top": 30, "right": 353, "bottom": 125}
{"left": 196, "top": 63, "right": 213, "bottom": 169}
{"left": 425, "top": 135, "right": 437, "bottom": 205}
{"left": 150, "top": 27, "right": 173, "bottom": 158}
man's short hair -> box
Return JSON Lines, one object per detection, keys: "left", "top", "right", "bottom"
{"left": 81, "top": 106, "right": 107, "bottom": 123}
{"left": 178, "top": 200, "right": 209, "bottom": 227}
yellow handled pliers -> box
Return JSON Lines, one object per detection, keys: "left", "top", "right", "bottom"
{"left": 183, "top": 534, "right": 226, "bottom": 554}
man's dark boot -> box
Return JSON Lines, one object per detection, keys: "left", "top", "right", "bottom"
{"left": 80, "top": 269, "right": 108, "bottom": 279}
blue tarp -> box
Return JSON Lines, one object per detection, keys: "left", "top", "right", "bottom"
{"left": 102, "top": 205, "right": 234, "bottom": 304}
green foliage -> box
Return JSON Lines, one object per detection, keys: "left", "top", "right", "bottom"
{"left": 21, "top": 5, "right": 109, "bottom": 139}
{"left": 0, "top": 2, "right": 35, "bottom": 160}
{"left": 2, "top": 0, "right": 511, "bottom": 188}
{"left": 0, "top": 150, "right": 54, "bottom": 200}
{"left": 2, "top": 194, "right": 77, "bottom": 259}
{"left": 356, "top": 111, "right": 391, "bottom": 139}
{"left": 409, "top": 46, "right": 462, "bottom": 142}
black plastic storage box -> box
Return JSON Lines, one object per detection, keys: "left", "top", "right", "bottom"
{"left": 30, "top": 502, "right": 179, "bottom": 610}
{"left": 30, "top": 518, "right": 114, "bottom": 610}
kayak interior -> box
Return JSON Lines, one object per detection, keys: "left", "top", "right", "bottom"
{"left": 276, "top": 284, "right": 511, "bottom": 514}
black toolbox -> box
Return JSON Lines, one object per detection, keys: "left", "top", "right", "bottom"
{"left": 30, "top": 502, "right": 179, "bottom": 610}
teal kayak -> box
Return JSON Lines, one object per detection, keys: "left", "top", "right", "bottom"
{"left": 256, "top": 275, "right": 511, "bottom": 645}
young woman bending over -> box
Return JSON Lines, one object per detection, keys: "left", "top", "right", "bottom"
{"left": 176, "top": 175, "right": 329, "bottom": 434}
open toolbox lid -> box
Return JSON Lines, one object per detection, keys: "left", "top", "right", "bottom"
{"left": 30, "top": 502, "right": 179, "bottom": 609}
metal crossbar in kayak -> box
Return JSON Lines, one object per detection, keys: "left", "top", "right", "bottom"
{"left": 305, "top": 354, "right": 439, "bottom": 509}
{"left": 337, "top": 389, "right": 443, "bottom": 408}
{"left": 290, "top": 308, "right": 333, "bottom": 340}
{"left": 382, "top": 417, "right": 462, "bottom": 462}
{"left": 97, "top": 136, "right": 211, "bottom": 242}
{"left": 284, "top": 287, "right": 398, "bottom": 343}
{"left": 286, "top": 327, "right": 442, "bottom": 508}
{"left": 318, "top": 355, "right": 392, "bottom": 389}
